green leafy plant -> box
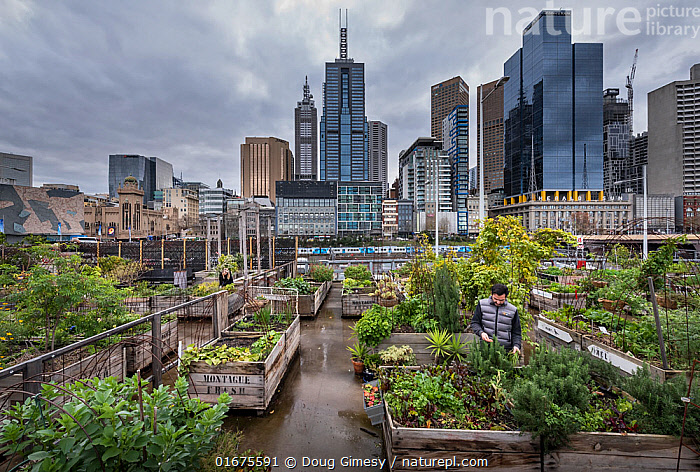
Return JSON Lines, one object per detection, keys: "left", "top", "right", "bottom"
{"left": 308, "top": 264, "right": 333, "bottom": 283}
{"left": 425, "top": 328, "right": 451, "bottom": 362}
{"left": 347, "top": 341, "right": 370, "bottom": 362}
{"left": 466, "top": 340, "right": 517, "bottom": 378}
{"left": 0, "top": 376, "right": 230, "bottom": 471}
{"left": 215, "top": 254, "right": 239, "bottom": 275}
{"left": 191, "top": 281, "right": 222, "bottom": 298}
{"left": 274, "top": 276, "right": 313, "bottom": 295}
{"left": 378, "top": 345, "right": 416, "bottom": 366}
{"left": 352, "top": 305, "right": 393, "bottom": 347}
{"left": 344, "top": 264, "right": 372, "bottom": 282}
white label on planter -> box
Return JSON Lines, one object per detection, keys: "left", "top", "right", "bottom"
{"left": 599, "top": 326, "right": 609, "bottom": 335}
{"left": 537, "top": 319, "right": 573, "bottom": 343}
{"left": 189, "top": 373, "right": 263, "bottom": 387}
{"left": 533, "top": 289, "right": 553, "bottom": 299}
{"left": 587, "top": 344, "right": 640, "bottom": 375}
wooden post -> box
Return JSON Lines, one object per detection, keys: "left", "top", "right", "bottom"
{"left": 272, "top": 236, "right": 275, "bottom": 269}
{"left": 139, "top": 240, "right": 143, "bottom": 264}
{"left": 648, "top": 277, "right": 669, "bottom": 370}
{"left": 97, "top": 240, "right": 100, "bottom": 259}
{"left": 227, "top": 237, "right": 230, "bottom": 255}
{"left": 161, "top": 238, "right": 164, "bottom": 270}
{"left": 294, "top": 236, "right": 298, "bottom": 277}
{"left": 249, "top": 237, "right": 253, "bottom": 271}
{"left": 183, "top": 239, "right": 187, "bottom": 269}
{"left": 118, "top": 241, "right": 122, "bottom": 258}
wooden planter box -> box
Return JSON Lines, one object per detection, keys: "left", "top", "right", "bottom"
{"left": 342, "top": 289, "right": 377, "bottom": 318}
{"left": 581, "top": 335, "right": 687, "bottom": 383}
{"left": 125, "top": 319, "right": 179, "bottom": 374}
{"left": 376, "top": 333, "right": 476, "bottom": 365}
{"left": 382, "top": 402, "right": 699, "bottom": 471}
{"left": 530, "top": 289, "right": 587, "bottom": 312}
{"left": 297, "top": 281, "right": 332, "bottom": 318}
{"left": 532, "top": 315, "right": 584, "bottom": 352}
{"left": 186, "top": 316, "right": 300, "bottom": 410}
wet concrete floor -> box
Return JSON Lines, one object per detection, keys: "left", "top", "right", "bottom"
{"left": 225, "top": 282, "right": 388, "bottom": 471}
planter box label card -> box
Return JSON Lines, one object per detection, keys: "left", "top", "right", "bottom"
{"left": 587, "top": 344, "right": 640, "bottom": 375}
{"left": 532, "top": 289, "right": 553, "bottom": 299}
{"left": 538, "top": 319, "right": 573, "bottom": 343}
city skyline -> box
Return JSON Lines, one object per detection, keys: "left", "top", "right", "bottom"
{"left": 0, "top": 1, "right": 698, "bottom": 194}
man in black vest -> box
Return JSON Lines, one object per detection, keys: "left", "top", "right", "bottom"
{"left": 470, "top": 283, "right": 522, "bottom": 354}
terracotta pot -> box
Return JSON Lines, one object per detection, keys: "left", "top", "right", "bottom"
{"left": 379, "top": 298, "right": 398, "bottom": 307}
{"left": 352, "top": 359, "right": 365, "bottom": 375}
{"left": 591, "top": 280, "right": 608, "bottom": 288}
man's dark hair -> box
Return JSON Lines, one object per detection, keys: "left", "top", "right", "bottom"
{"left": 491, "top": 283, "right": 509, "bottom": 296}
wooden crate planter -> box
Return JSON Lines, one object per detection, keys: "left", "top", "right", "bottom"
{"left": 581, "top": 335, "right": 687, "bottom": 383}
{"left": 186, "top": 316, "right": 300, "bottom": 410}
{"left": 297, "top": 281, "right": 332, "bottom": 318}
{"left": 382, "top": 402, "right": 699, "bottom": 471}
{"left": 532, "top": 315, "right": 584, "bottom": 352}
{"left": 342, "top": 289, "right": 377, "bottom": 318}
{"left": 376, "top": 333, "right": 476, "bottom": 365}
{"left": 125, "top": 319, "right": 179, "bottom": 374}
{"left": 530, "top": 289, "right": 586, "bottom": 312}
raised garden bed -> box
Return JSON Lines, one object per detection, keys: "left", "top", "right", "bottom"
{"left": 185, "top": 315, "right": 300, "bottom": 410}
{"left": 376, "top": 333, "right": 475, "bottom": 365}
{"left": 298, "top": 280, "right": 332, "bottom": 318}
{"left": 342, "top": 287, "right": 377, "bottom": 318}
{"left": 582, "top": 335, "right": 687, "bottom": 382}
{"left": 530, "top": 288, "right": 587, "bottom": 312}
{"left": 383, "top": 409, "right": 698, "bottom": 471}
{"left": 532, "top": 315, "right": 584, "bottom": 352}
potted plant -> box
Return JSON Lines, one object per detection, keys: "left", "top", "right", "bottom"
{"left": 347, "top": 341, "right": 369, "bottom": 375}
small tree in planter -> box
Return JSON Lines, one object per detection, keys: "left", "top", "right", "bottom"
{"left": 434, "top": 265, "right": 460, "bottom": 332}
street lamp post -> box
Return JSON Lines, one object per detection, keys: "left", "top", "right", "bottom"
{"left": 479, "top": 76, "right": 509, "bottom": 228}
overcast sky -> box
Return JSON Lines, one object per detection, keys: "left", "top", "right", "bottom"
{"left": 1, "top": 0, "right": 698, "bottom": 195}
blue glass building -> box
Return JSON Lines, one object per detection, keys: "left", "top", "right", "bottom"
{"left": 503, "top": 10, "right": 603, "bottom": 202}
{"left": 442, "top": 105, "right": 469, "bottom": 234}
{"left": 320, "top": 21, "right": 369, "bottom": 181}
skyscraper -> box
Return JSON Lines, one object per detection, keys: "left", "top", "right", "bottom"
{"left": 503, "top": 10, "right": 603, "bottom": 202}
{"left": 369, "top": 120, "right": 388, "bottom": 193}
{"left": 648, "top": 64, "right": 700, "bottom": 197}
{"left": 442, "top": 105, "right": 469, "bottom": 233}
{"left": 108, "top": 154, "right": 173, "bottom": 205}
{"left": 430, "top": 77, "right": 468, "bottom": 141}
{"left": 240, "top": 137, "right": 293, "bottom": 204}
{"left": 320, "top": 12, "right": 369, "bottom": 182}
{"left": 602, "top": 88, "right": 630, "bottom": 197}
{"left": 476, "top": 80, "right": 505, "bottom": 194}
{"left": 294, "top": 77, "right": 318, "bottom": 180}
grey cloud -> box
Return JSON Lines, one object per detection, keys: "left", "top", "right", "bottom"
{"left": 0, "top": 0, "right": 698, "bottom": 194}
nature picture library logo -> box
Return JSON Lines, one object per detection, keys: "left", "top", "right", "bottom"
{"left": 486, "top": 1, "right": 700, "bottom": 38}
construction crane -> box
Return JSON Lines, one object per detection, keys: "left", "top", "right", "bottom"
{"left": 626, "top": 49, "right": 638, "bottom": 136}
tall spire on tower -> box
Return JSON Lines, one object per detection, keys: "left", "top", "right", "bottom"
{"left": 339, "top": 9, "right": 348, "bottom": 59}
{"left": 303, "top": 76, "right": 310, "bottom": 101}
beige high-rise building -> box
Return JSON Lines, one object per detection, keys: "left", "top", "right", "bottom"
{"left": 431, "top": 76, "right": 469, "bottom": 141}
{"left": 240, "top": 137, "right": 293, "bottom": 204}
{"left": 477, "top": 79, "right": 505, "bottom": 194}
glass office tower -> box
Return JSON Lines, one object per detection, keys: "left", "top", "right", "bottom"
{"left": 503, "top": 10, "right": 603, "bottom": 200}
{"left": 320, "top": 19, "right": 369, "bottom": 182}
{"left": 442, "top": 105, "right": 469, "bottom": 234}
